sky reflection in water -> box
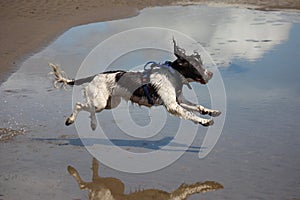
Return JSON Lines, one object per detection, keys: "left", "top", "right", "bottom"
{"left": 52, "top": 6, "right": 300, "bottom": 198}
{"left": 0, "top": 5, "right": 300, "bottom": 200}
{"left": 59, "top": 6, "right": 300, "bottom": 199}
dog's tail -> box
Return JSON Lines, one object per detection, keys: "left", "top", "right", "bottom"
{"left": 49, "top": 63, "right": 95, "bottom": 88}
{"left": 49, "top": 63, "right": 75, "bottom": 88}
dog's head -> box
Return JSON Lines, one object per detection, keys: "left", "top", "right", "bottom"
{"left": 171, "top": 39, "right": 213, "bottom": 84}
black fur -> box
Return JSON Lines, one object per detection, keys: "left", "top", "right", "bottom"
{"left": 116, "top": 71, "right": 144, "bottom": 93}
{"left": 114, "top": 71, "right": 126, "bottom": 82}
{"left": 101, "top": 70, "right": 126, "bottom": 82}
{"left": 73, "top": 75, "right": 96, "bottom": 85}
{"left": 102, "top": 70, "right": 126, "bottom": 74}
{"left": 132, "top": 84, "right": 160, "bottom": 99}
{"left": 171, "top": 59, "right": 204, "bottom": 82}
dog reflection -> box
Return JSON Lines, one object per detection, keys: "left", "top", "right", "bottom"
{"left": 68, "top": 158, "right": 223, "bottom": 200}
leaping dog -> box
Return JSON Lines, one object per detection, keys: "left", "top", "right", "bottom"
{"left": 49, "top": 39, "right": 221, "bottom": 130}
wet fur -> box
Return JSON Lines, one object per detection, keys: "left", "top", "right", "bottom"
{"left": 49, "top": 41, "right": 221, "bottom": 130}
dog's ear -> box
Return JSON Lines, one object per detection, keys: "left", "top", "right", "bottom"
{"left": 172, "top": 38, "right": 204, "bottom": 68}
{"left": 173, "top": 38, "right": 187, "bottom": 61}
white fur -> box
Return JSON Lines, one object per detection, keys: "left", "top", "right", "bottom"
{"left": 64, "top": 66, "right": 220, "bottom": 130}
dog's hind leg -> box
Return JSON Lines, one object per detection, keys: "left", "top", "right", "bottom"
{"left": 65, "top": 102, "right": 89, "bottom": 126}
{"left": 88, "top": 107, "right": 98, "bottom": 131}
{"left": 65, "top": 88, "right": 108, "bottom": 130}
{"left": 89, "top": 96, "right": 115, "bottom": 130}
{"left": 85, "top": 83, "right": 111, "bottom": 131}
{"left": 65, "top": 101, "right": 100, "bottom": 130}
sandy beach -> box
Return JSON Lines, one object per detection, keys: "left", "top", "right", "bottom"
{"left": 1, "top": 0, "right": 300, "bottom": 84}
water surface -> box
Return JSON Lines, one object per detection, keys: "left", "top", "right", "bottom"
{"left": 0, "top": 5, "right": 300, "bottom": 200}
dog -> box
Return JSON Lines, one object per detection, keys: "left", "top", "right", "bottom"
{"left": 68, "top": 157, "right": 223, "bottom": 200}
{"left": 49, "top": 39, "right": 221, "bottom": 130}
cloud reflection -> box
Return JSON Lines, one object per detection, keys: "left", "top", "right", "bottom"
{"left": 106, "top": 6, "right": 292, "bottom": 66}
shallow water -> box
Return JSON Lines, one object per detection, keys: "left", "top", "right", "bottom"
{"left": 0, "top": 5, "right": 300, "bottom": 200}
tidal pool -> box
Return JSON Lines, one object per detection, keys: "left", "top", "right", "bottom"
{"left": 0, "top": 5, "right": 299, "bottom": 200}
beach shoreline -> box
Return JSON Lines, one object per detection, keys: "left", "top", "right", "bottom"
{"left": 1, "top": 0, "right": 300, "bottom": 85}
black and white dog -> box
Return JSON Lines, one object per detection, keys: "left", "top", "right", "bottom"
{"left": 49, "top": 40, "right": 221, "bottom": 130}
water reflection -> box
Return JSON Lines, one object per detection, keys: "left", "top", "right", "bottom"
{"left": 0, "top": 5, "right": 299, "bottom": 200}
{"left": 68, "top": 158, "right": 223, "bottom": 200}
{"left": 60, "top": 6, "right": 294, "bottom": 70}
{"left": 205, "top": 9, "right": 292, "bottom": 65}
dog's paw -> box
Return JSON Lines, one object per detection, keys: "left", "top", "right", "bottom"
{"left": 201, "top": 119, "right": 214, "bottom": 127}
{"left": 210, "top": 110, "right": 221, "bottom": 117}
{"left": 65, "top": 117, "right": 74, "bottom": 126}
{"left": 91, "top": 122, "right": 97, "bottom": 131}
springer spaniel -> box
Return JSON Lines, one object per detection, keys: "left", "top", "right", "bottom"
{"left": 49, "top": 39, "right": 221, "bottom": 130}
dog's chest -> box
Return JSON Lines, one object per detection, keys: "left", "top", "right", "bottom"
{"left": 113, "top": 69, "right": 183, "bottom": 107}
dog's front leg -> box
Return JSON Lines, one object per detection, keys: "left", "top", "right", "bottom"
{"left": 180, "top": 103, "right": 221, "bottom": 117}
{"left": 178, "top": 94, "right": 221, "bottom": 117}
{"left": 157, "top": 87, "right": 214, "bottom": 126}
{"left": 169, "top": 103, "right": 214, "bottom": 126}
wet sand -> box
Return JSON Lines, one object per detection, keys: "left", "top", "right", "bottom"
{"left": 1, "top": 0, "right": 300, "bottom": 84}
{"left": 1, "top": 1, "right": 300, "bottom": 200}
